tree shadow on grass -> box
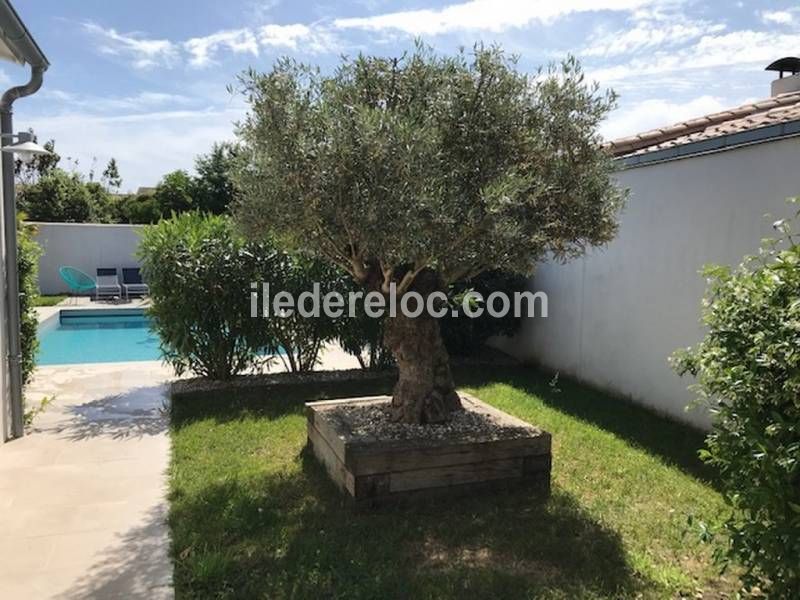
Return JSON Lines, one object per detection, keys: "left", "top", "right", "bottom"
{"left": 169, "top": 447, "right": 650, "bottom": 599}
{"left": 454, "top": 365, "right": 717, "bottom": 487}
{"left": 171, "top": 375, "right": 395, "bottom": 427}
{"left": 173, "top": 364, "right": 714, "bottom": 486}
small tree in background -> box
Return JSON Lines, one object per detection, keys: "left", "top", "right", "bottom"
{"left": 18, "top": 169, "right": 92, "bottom": 222}
{"left": 85, "top": 181, "right": 115, "bottom": 223}
{"left": 101, "top": 158, "right": 122, "bottom": 193}
{"left": 15, "top": 134, "right": 59, "bottom": 186}
{"left": 234, "top": 44, "right": 624, "bottom": 423}
{"left": 194, "top": 142, "right": 239, "bottom": 214}
{"left": 673, "top": 205, "right": 800, "bottom": 597}
{"left": 154, "top": 170, "right": 195, "bottom": 215}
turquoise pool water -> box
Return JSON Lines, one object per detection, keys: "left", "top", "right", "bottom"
{"left": 38, "top": 309, "right": 162, "bottom": 365}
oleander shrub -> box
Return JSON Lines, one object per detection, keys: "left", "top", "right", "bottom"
{"left": 269, "top": 254, "right": 345, "bottom": 373}
{"left": 336, "top": 276, "right": 394, "bottom": 370}
{"left": 139, "top": 213, "right": 281, "bottom": 380}
{"left": 672, "top": 205, "right": 800, "bottom": 597}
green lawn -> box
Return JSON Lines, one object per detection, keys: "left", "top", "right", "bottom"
{"left": 33, "top": 294, "right": 68, "bottom": 307}
{"left": 169, "top": 367, "right": 736, "bottom": 599}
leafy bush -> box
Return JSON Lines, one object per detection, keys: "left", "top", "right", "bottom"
{"left": 139, "top": 213, "right": 280, "bottom": 380}
{"left": 154, "top": 170, "right": 195, "bottom": 215}
{"left": 18, "top": 220, "right": 41, "bottom": 385}
{"left": 440, "top": 269, "right": 528, "bottom": 356}
{"left": 270, "top": 255, "right": 344, "bottom": 373}
{"left": 337, "top": 269, "right": 526, "bottom": 368}
{"left": 194, "top": 142, "right": 240, "bottom": 215}
{"left": 115, "top": 193, "right": 162, "bottom": 224}
{"left": 672, "top": 205, "right": 800, "bottom": 597}
{"left": 18, "top": 169, "right": 92, "bottom": 222}
{"left": 336, "top": 277, "right": 394, "bottom": 370}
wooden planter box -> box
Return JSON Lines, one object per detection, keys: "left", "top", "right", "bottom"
{"left": 306, "top": 394, "right": 551, "bottom": 507}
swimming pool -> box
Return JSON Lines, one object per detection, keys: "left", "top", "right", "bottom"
{"left": 37, "top": 309, "right": 162, "bottom": 365}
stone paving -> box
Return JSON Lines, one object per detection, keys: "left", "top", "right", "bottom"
{"left": 0, "top": 361, "right": 174, "bottom": 599}
{"left": 0, "top": 299, "right": 360, "bottom": 598}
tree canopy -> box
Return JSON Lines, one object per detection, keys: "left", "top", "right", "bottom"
{"left": 233, "top": 44, "right": 625, "bottom": 293}
{"left": 194, "top": 142, "right": 240, "bottom": 215}
{"left": 15, "top": 141, "right": 239, "bottom": 225}
{"left": 18, "top": 169, "right": 92, "bottom": 223}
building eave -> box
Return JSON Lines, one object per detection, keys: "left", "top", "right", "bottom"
{"left": 0, "top": 0, "right": 48, "bottom": 68}
{"left": 614, "top": 119, "right": 800, "bottom": 170}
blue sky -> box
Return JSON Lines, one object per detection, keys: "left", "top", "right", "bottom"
{"left": 7, "top": 0, "right": 800, "bottom": 190}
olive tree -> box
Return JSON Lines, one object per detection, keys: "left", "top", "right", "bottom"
{"left": 234, "top": 45, "right": 624, "bottom": 424}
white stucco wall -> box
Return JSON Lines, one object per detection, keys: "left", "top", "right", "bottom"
{"left": 30, "top": 222, "right": 146, "bottom": 295}
{"left": 498, "top": 136, "right": 800, "bottom": 429}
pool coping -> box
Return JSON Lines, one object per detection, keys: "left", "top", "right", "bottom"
{"left": 36, "top": 298, "right": 151, "bottom": 325}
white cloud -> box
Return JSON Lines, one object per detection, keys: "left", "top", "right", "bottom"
{"left": 83, "top": 22, "right": 179, "bottom": 69}
{"left": 760, "top": 10, "right": 793, "bottom": 25}
{"left": 185, "top": 29, "right": 259, "bottom": 68}
{"left": 85, "top": 20, "right": 338, "bottom": 69}
{"left": 40, "top": 89, "right": 197, "bottom": 112}
{"left": 601, "top": 95, "right": 730, "bottom": 140}
{"left": 590, "top": 30, "right": 800, "bottom": 84}
{"left": 27, "top": 107, "right": 244, "bottom": 190}
{"left": 583, "top": 18, "right": 725, "bottom": 58}
{"left": 259, "top": 24, "right": 311, "bottom": 48}
{"left": 259, "top": 23, "right": 338, "bottom": 53}
{"left": 333, "top": 0, "right": 653, "bottom": 35}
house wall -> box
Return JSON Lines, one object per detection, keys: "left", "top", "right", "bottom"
{"left": 497, "top": 136, "right": 800, "bottom": 429}
{"left": 30, "top": 222, "right": 146, "bottom": 295}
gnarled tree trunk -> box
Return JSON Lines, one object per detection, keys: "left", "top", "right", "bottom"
{"left": 382, "top": 271, "right": 462, "bottom": 424}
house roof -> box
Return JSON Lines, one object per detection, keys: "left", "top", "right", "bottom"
{"left": 0, "top": 0, "right": 48, "bottom": 68}
{"left": 608, "top": 90, "right": 800, "bottom": 160}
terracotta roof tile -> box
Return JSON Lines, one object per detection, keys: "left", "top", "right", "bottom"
{"left": 608, "top": 91, "right": 800, "bottom": 157}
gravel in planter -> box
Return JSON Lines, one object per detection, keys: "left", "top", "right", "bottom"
{"left": 330, "top": 399, "right": 536, "bottom": 443}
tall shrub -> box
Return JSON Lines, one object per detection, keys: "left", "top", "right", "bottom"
{"left": 17, "top": 220, "right": 41, "bottom": 385}
{"left": 673, "top": 206, "right": 800, "bottom": 597}
{"left": 270, "top": 255, "right": 345, "bottom": 372}
{"left": 336, "top": 276, "right": 394, "bottom": 371}
{"left": 139, "top": 213, "right": 280, "bottom": 380}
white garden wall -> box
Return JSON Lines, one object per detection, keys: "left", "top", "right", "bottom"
{"left": 497, "top": 136, "right": 800, "bottom": 429}
{"left": 30, "top": 222, "right": 145, "bottom": 295}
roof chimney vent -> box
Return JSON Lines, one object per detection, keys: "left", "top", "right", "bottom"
{"left": 766, "top": 57, "right": 800, "bottom": 96}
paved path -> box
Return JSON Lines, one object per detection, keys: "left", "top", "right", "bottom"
{"left": 0, "top": 362, "right": 174, "bottom": 599}
{"left": 0, "top": 298, "right": 361, "bottom": 598}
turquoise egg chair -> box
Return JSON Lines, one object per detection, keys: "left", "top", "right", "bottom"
{"left": 59, "top": 266, "right": 96, "bottom": 301}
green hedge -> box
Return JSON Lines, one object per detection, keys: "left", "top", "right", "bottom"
{"left": 139, "top": 213, "right": 344, "bottom": 379}
{"left": 673, "top": 205, "right": 800, "bottom": 596}
{"left": 18, "top": 221, "right": 41, "bottom": 386}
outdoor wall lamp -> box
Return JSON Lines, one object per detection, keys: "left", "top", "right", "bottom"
{"left": 0, "top": 130, "right": 50, "bottom": 162}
